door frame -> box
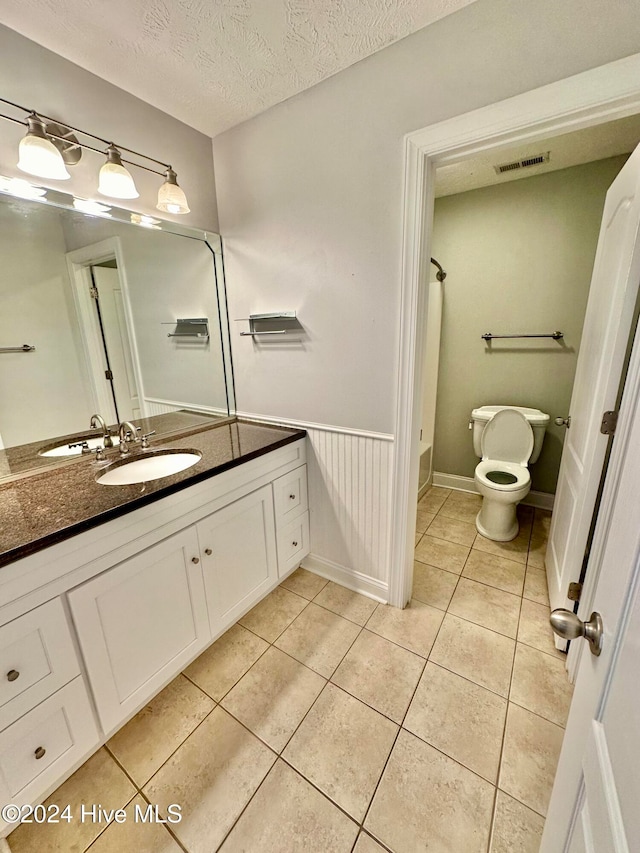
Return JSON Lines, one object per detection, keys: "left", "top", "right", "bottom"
{"left": 389, "top": 52, "right": 640, "bottom": 616}
{"left": 66, "top": 237, "right": 146, "bottom": 422}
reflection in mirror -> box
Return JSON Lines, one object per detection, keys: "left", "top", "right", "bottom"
{"left": 0, "top": 190, "right": 233, "bottom": 460}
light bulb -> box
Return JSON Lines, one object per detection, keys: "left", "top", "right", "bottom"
{"left": 98, "top": 144, "right": 139, "bottom": 199}
{"left": 17, "top": 113, "right": 70, "bottom": 180}
{"left": 157, "top": 168, "right": 190, "bottom": 214}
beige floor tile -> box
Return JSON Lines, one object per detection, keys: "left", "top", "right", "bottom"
{"left": 415, "top": 531, "right": 422, "bottom": 546}
{"left": 8, "top": 748, "right": 136, "bottom": 853}
{"left": 430, "top": 614, "right": 515, "bottom": 697}
{"left": 426, "top": 514, "right": 478, "bottom": 547}
{"left": 281, "top": 566, "right": 329, "bottom": 599}
{"left": 144, "top": 707, "right": 276, "bottom": 853}
{"left": 462, "top": 549, "right": 525, "bottom": 596}
{"left": 84, "top": 795, "right": 182, "bottom": 853}
{"left": 499, "top": 703, "right": 564, "bottom": 817}
{"left": 107, "top": 675, "right": 214, "bottom": 786}
{"left": 365, "top": 729, "right": 494, "bottom": 853}
{"left": 527, "top": 535, "right": 547, "bottom": 569}
{"left": 523, "top": 566, "right": 550, "bottom": 605}
{"left": 415, "top": 506, "right": 436, "bottom": 534}
{"left": 517, "top": 504, "right": 535, "bottom": 531}
{"left": 418, "top": 486, "right": 450, "bottom": 513}
{"left": 533, "top": 509, "right": 552, "bottom": 540}
{"left": 314, "top": 581, "right": 378, "bottom": 625}
{"left": 221, "top": 646, "right": 325, "bottom": 752}
{"left": 332, "top": 629, "right": 425, "bottom": 722}
{"left": 239, "top": 586, "right": 308, "bottom": 642}
{"left": 449, "top": 577, "right": 521, "bottom": 639}
{"left": 511, "top": 643, "right": 573, "bottom": 727}
{"left": 283, "top": 683, "right": 397, "bottom": 821}
{"left": 473, "top": 531, "right": 529, "bottom": 564}
{"left": 412, "top": 561, "right": 458, "bottom": 610}
{"left": 490, "top": 790, "right": 545, "bottom": 853}
{"left": 414, "top": 534, "right": 470, "bottom": 574}
{"left": 404, "top": 662, "right": 507, "bottom": 783}
{"left": 354, "top": 832, "right": 390, "bottom": 852}
{"left": 438, "top": 491, "right": 483, "bottom": 524}
{"left": 219, "top": 760, "right": 358, "bottom": 852}
{"left": 184, "top": 623, "right": 268, "bottom": 701}
{"left": 275, "top": 602, "right": 361, "bottom": 677}
{"left": 366, "top": 598, "right": 444, "bottom": 657}
{"left": 518, "top": 599, "right": 565, "bottom": 659}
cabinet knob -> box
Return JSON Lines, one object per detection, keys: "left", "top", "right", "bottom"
{"left": 292, "top": 541, "right": 298, "bottom": 547}
{"left": 289, "top": 494, "right": 296, "bottom": 500}
{"left": 34, "top": 746, "right": 46, "bottom": 760}
{"left": 191, "top": 556, "right": 200, "bottom": 564}
{"left": 204, "top": 548, "right": 212, "bottom": 556}
{"left": 6, "top": 669, "right": 19, "bottom": 682}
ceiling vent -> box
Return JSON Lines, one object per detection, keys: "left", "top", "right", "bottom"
{"left": 495, "top": 152, "right": 550, "bottom": 174}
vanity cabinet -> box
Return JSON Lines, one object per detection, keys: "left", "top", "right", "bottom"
{"left": 68, "top": 527, "right": 210, "bottom": 733}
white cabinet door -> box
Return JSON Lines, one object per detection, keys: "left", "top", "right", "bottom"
{"left": 68, "top": 528, "right": 210, "bottom": 734}
{"left": 198, "top": 485, "right": 278, "bottom": 628}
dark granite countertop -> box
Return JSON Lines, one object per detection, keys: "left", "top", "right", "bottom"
{"left": 0, "top": 419, "right": 306, "bottom": 568}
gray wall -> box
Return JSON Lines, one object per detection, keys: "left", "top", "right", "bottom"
{"left": 0, "top": 25, "right": 218, "bottom": 231}
{"left": 431, "top": 156, "right": 629, "bottom": 494}
{"left": 213, "top": 0, "right": 640, "bottom": 435}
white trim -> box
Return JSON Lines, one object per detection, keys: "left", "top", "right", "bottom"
{"left": 143, "top": 397, "right": 229, "bottom": 417}
{"left": 302, "top": 554, "right": 388, "bottom": 603}
{"left": 432, "top": 472, "right": 555, "bottom": 511}
{"left": 235, "top": 410, "right": 395, "bottom": 442}
{"left": 390, "top": 52, "right": 640, "bottom": 609}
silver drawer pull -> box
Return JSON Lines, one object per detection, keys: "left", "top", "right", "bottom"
{"left": 34, "top": 746, "right": 46, "bottom": 760}
{"left": 292, "top": 541, "right": 298, "bottom": 547}
{"left": 7, "top": 669, "right": 19, "bottom": 682}
{"left": 289, "top": 494, "right": 296, "bottom": 500}
{"left": 191, "top": 556, "right": 200, "bottom": 564}
{"left": 204, "top": 548, "right": 212, "bottom": 556}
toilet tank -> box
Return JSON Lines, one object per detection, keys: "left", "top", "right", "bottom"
{"left": 471, "top": 405, "right": 550, "bottom": 463}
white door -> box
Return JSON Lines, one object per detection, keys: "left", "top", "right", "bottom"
{"left": 92, "top": 266, "right": 141, "bottom": 421}
{"left": 541, "top": 313, "right": 640, "bottom": 852}
{"left": 546, "top": 143, "right": 640, "bottom": 619}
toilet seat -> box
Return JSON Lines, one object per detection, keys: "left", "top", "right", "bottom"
{"left": 475, "top": 459, "right": 530, "bottom": 491}
{"left": 481, "top": 408, "right": 533, "bottom": 465}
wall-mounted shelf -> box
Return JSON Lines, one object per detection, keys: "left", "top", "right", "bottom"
{"left": 238, "top": 312, "right": 302, "bottom": 337}
{"left": 162, "top": 318, "right": 209, "bottom": 339}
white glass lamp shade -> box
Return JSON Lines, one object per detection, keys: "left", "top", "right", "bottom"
{"left": 98, "top": 145, "right": 139, "bottom": 199}
{"left": 17, "top": 115, "right": 70, "bottom": 180}
{"left": 157, "top": 168, "right": 190, "bottom": 214}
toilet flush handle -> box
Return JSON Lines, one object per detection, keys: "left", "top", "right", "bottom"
{"left": 555, "top": 416, "right": 571, "bottom": 428}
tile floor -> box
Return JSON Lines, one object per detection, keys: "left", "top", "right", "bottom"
{"left": 8, "top": 486, "right": 571, "bottom": 853}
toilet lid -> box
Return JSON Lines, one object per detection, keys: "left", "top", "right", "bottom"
{"left": 481, "top": 408, "right": 534, "bottom": 465}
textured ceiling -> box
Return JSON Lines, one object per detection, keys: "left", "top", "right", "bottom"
{"left": 435, "top": 113, "right": 640, "bottom": 197}
{"left": 0, "top": 0, "right": 478, "bottom": 138}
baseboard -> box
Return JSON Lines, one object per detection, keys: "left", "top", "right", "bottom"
{"left": 432, "top": 472, "right": 555, "bottom": 511}
{"left": 302, "top": 554, "right": 389, "bottom": 604}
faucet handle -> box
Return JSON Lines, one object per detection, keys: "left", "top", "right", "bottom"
{"left": 140, "top": 431, "right": 156, "bottom": 449}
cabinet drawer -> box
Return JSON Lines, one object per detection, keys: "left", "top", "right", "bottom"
{"left": 277, "top": 511, "right": 310, "bottom": 576}
{"left": 273, "top": 465, "right": 308, "bottom": 524}
{"left": 0, "top": 599, "right": 80, "bottom": 731}
{"left": 0, "top": 677, "right": 99, "bottom": 811}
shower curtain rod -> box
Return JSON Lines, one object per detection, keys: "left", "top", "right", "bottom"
{"left": 430, "top": 257, "right": 446, "bottom": 282}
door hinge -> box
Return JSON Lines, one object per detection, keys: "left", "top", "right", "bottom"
{"left": 600, "top": 410, "right": 618, "bottom": 435}
{"left": 105, "top": 369, "right": 113, "bottom": 380}
{"left": 568, "top": 582, "right": 583, "bottom": 602}
{"left": 90, "top": 286, "right": 99, "bottom": 299}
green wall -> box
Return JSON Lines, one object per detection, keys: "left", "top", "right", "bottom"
{"left": 431, "top": 155, "right": 628, "bottom": 494}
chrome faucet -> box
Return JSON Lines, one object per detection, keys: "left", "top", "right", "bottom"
{"left": 118, "top": 421, "right": 140, "bottom": 454}
{"left": 90, "top": 413, "right": 114, "bottom": 447}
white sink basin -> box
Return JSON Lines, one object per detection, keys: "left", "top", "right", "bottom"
{"left": 96, "top": 450, "right": 202, "bottom": 486}
{"left": 40, "top": 436, "right": 120, "bottom": 457}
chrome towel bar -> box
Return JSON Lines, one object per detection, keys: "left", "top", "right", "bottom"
{"left": 481, "top": 331, "right": 564, "bottom": 341}
{"left": 0, "top": 344, "right": 36, "bottom": 353}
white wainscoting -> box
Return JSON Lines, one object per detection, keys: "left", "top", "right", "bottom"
{"left": 237, "top": 413, "right": 394, "bottom": 602}
{"left": 144, "top": 398, "right": 228, "bottom": 418}
{"left": 433, "top": 471, "right": 555, "bottom": 511}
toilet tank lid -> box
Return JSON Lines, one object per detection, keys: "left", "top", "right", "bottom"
{"left": 471, "top": 405, "right": 550, "bottom": 426}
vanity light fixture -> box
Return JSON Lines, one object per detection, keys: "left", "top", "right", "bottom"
{"left": 0, "top": 175, "right": 47, "bottom": 199}
{"left": 0, "top": 97, "right": 191, "bottom": 214}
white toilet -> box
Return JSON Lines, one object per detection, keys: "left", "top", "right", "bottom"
{"left": 471, "top": 405, "right": 549, "bottom": 541}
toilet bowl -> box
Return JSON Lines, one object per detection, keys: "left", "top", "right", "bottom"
{"left": 473, "top": 408, "right": 535, "bottom": 541}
